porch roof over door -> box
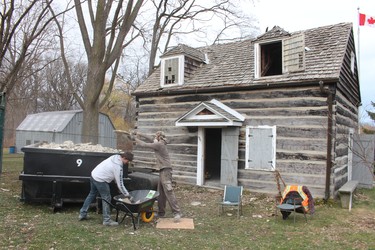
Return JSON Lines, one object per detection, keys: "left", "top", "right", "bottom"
{"left": 175, "top": 99, "right": 245, "bottom": 127}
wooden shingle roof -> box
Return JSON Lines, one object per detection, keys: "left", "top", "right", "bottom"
{"left": 161, "top": 44, "right": 206, "bottom": 62}
{"left": 134, "top": 22, "right": 353, "bottom": 95}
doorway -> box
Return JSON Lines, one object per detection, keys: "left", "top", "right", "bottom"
{"left": 196, "top": 127, "right": 240, "bottom": 187}
{"left": 204, "top": 128, "right": 222, "bottom": 183}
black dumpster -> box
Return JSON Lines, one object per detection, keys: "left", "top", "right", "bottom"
{"left": 126, "top": 172, "right": 159, "bottom": 191}
{"left": 19, "top": 146, "right": 128, "bottom": 209}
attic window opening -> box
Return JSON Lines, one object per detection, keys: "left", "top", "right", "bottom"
{"left": 260, "top": 42, "right": 282, "bottom": 76}
{"left": 255, "top": 33, "right": 305, "bottom": 78}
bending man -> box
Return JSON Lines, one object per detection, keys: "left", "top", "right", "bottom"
{"left": 79, "top": 152, "right": 133, "bottom": 226}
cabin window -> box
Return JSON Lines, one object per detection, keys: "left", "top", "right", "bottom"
{"left": 254, "top": 34, "right": 305, "bottom": 78}
{"left": 160, "top": 55, "right": 184, "bottom": 87}
{"left": 245, "top": 125, "right": 276, "bottom": 171}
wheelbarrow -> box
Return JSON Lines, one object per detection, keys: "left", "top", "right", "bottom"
{"left": 100, "top": 189, "right": 159, "bottom": 230}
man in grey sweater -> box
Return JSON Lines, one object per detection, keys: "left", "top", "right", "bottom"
{"left": 134, "top": 131, "right": 181, "bottom": 222}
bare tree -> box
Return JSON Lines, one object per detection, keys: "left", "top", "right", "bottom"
{"left": 350, "top": 133, "right": 375, "bottom": 180}
{"left": 0, "top": 0, "right": 64, "bottom": 162}
{"left": 58, "top": 0, "right": 144, "bottom": 144}
{"left": 38, "top": 58, "right": 86, "bottom": 111}
{"left": 0, "top": 0, "right": 57, "bottom": 95}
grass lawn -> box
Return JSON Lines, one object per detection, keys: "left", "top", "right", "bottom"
{"left": 0, "top": 151, "right": 374, "bottom": 249}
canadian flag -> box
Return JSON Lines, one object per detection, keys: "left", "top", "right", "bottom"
{"left": 359, "top": 13, "right": 375, "bottom": 27}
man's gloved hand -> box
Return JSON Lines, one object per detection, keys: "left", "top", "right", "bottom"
{"left": 122, "top": 194, "right": 133, "bottom": 203}
{"left": 121, "top": 194, "right": 133, "bottom": 203}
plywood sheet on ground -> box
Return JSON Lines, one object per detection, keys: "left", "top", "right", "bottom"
{"left": 156, "top": 218, "right": 194, "bottom": 229}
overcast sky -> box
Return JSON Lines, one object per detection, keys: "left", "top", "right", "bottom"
{"left": 244, "top": 0, "right": 375, "bottom": 123}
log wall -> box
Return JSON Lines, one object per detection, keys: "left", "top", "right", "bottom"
{"left": 133, "top": 85, "right": 358, "bottom": 198}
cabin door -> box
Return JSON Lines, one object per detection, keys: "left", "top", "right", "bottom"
{"left": 220, "top": 127, "right": 239, "bottom": 186}
{"left": 197, "top": 127, "right": 239, "bottom": 186}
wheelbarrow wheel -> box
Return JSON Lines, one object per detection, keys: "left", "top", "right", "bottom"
{"left": 141, "top": 210, "right": 155, "bottom": 223}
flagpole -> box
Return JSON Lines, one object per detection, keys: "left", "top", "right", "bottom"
{"left": 357, "top": 7, "right": 360, "bottom": 75}
{"left": 357, "top": 7, "right": 361, "bottom": 134}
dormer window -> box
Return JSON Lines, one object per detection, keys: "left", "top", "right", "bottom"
{"left": 160, "top": 55, "right": 184, "bottom": 87}
{"left": 254, "top": 33, "right": 305, "bottom": 78}
{"left": 260, "top": 41, "right": 282, "bottom": 76}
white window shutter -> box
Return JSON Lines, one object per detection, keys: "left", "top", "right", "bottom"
{"left": 160, "top": 55, "right": 184, "bottom": 87}
{"left": 246, "top": 126, "right": 276, "bottom": 171}
{"left": 164, "top": 58, "right": 179, "bottom": 84}
{"left": 283, "top": 33, "right": 305, "bottom": 73}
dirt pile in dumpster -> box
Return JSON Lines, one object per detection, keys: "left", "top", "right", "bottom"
{"left": 36, "top": 141, "right": 121, "bottom": 153}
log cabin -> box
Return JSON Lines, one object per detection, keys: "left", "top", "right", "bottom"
{"left": 132, "top": 22, "right": 361, "bottom": 199}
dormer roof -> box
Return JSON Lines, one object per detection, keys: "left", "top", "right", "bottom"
{"left": 161, "top": 44, "right": 206, "bottom": 62}
{"left": 255, "top": 25, "right": 291, "bottom": 41}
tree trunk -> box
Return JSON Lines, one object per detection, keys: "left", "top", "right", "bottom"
{"left": 81, "top": 62, "right": 106, "bottom": 144}
{"left": 82, "top": 101, "right": 99, "bottom": 144}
